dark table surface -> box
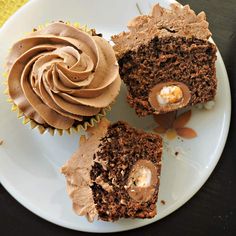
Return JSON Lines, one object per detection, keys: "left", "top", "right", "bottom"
{"left": 1, "top": 0, "right": 236, "bottom": 235}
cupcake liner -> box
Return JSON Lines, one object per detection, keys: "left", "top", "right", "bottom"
{"left": 5, "top": 90, "right": 111, "bottom": 136}
{"left": 4, "top": 22, "right": 113, "bottom": 136}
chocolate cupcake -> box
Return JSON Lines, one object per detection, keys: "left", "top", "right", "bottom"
{"left": 112, "top": 3, "right": 217, "bottom": 116}
{"left": 6, "top": 22, "right": 121, "bottom": 134}
{"left": 61, "top": 118, "right": 162, "bottom": 222}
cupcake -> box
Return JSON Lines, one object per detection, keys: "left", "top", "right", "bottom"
{"left": 61, "top": 118, "right": 162, "bottom": 222}
{"left": 6, "top": 22, "right": 121, "bottom": 134}
{"left": 112, "top": 3, "right": 217, "bottom": 116}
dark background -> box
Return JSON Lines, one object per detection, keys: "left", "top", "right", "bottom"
{"left": 0, "top": 0, "right": 235, "bottom": 235}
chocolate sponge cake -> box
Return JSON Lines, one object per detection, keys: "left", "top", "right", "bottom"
{"left": 61, "top": 119, "right": 162, "bottom": 222}
{"left": 112, "top": 3, "right": 217, "bottom": 116}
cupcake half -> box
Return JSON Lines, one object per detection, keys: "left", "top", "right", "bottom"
{"left": 112, "top": 3, "right": 217, "bottom": 116}
{"left": 61, "top": 118, "right": 162, "bottom": 222}
{"left": 6, "top": 22, "right": 121, "bottom": 134}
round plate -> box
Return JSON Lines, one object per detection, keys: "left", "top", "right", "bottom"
{"left": 0, "top": 0, "right": 231, "bottom": 233}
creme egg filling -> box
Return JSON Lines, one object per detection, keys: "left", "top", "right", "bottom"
{"left": 157, "top": 85, "right": 183, "bottom": 105}
{"left": 129, "top": 167, "right": 152, "bottom": 188}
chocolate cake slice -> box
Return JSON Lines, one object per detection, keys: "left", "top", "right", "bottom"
{"left": 61, "top": 118, "right": 162, "bottom": 222}
{"left": 112, "top": 3, "right": 217, "bottom": 116}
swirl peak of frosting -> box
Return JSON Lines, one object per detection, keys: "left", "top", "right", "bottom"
{"left": 7, "top": 22, "right": 121, "bottom": 129}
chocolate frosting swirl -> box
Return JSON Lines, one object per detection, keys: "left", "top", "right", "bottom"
{"left": 7, "top": 22, "right": 121, "bottom": 129}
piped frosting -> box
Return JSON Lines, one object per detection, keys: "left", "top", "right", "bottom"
{"left": 7, "top": 22, "right": 121, "bottom": 129}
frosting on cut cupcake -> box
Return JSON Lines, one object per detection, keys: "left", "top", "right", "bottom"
{"left": 112, "top": 3, "right": 212, "bottom": 58}
{"left": 61, "top": 118, "right": 110, "bottom": 222}
{"left": 7, "top": 22, "right": 121, "bottom": 129}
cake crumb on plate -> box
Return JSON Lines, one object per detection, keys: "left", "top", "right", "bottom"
{"left": 161, "top": 200, "right": 166, "bottom": 205}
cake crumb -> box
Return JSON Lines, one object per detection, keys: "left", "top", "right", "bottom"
{"left": 0, "top": 140, "right": 3, "bottom": 145}
{"left": 161, "top": 200, "right": 166, "bottom": 205}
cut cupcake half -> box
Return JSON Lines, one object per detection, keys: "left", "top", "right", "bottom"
{"left": 112, "top": 3, "right": 217, "bottom": 116}
{"left": 61, "top": 118, "right": 162, "bottom": 222}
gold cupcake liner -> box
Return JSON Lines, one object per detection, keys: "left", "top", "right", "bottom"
{"left": 10, "top": 100, "right": 111, "bottom": 136}
{"left": 3, "top": 22, "right": 112, "bottom": 136}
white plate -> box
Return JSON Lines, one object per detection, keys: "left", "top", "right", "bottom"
{"left": 0, "top": 0, "right": 231, "bottom": 233}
